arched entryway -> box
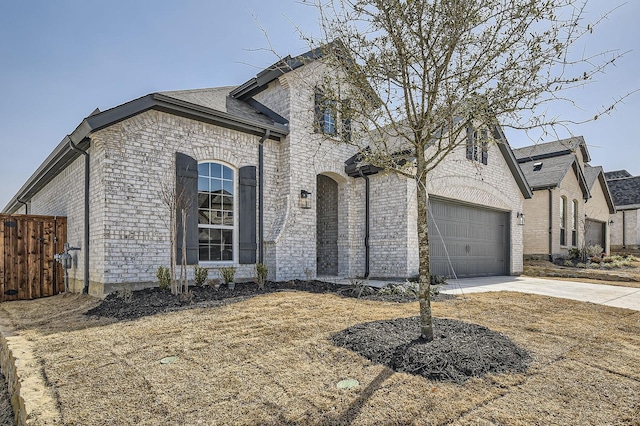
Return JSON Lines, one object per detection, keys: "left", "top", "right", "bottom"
{"left": 316, "top": 174, "right": 339, "bottom": 276}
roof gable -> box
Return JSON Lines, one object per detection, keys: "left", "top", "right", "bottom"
{"left": 513, "top": 136, "right": 590, "bottom": 163}
{"left": 584, "top": 165, "right": 616, "bottom": 214}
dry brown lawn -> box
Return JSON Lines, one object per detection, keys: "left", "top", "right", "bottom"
{"left": 2, "top": 290, "right": 640, "bottom": 425}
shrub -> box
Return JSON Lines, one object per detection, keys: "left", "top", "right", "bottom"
{"left": 156, "top": 266, "right": 171, "bottom": 291}
{"left": 575, "top": 262, "right": 586, "bottom": 269}
{"left": 255, "top": 263, "right": 268, "bottom": 290}
{"left": 568, "top": 247, "right": 583, "bottom": 260}
{"left": 194, "top": 265, "right": 208, "bottom": 287}
{"left": 586, "top": 245, "right": 604, "bottom": 258}
{"left": 563, "top": 260, "right": 574, "bottom": 267}
{"left": 220, "top": 266, "right": 236, "bottom": 284}
{"left": 589, "top": 256, "right": 603, "bottom": 264}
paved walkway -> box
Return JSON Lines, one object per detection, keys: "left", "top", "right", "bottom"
{"left": 441, "top": 276, "right": 640, "bottom": 311}
{"left": 319, "top": 275, "right": 640, "bottom": 311}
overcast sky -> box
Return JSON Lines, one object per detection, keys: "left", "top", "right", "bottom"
{"left": 1, "top": 0, "right": 638, "bottom": 209}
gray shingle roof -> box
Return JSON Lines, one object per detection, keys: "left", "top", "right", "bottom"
{"left": 606, "top": 176, "right": 640, "bottom": 208}
{"left": 584, "top": 165, "right": 602, "bottom": 190}
{"left": 605, "top": 169, "right": 632, "bottom": 180}
{"left": 516, "top": 153, "right": 575, "bottom": 189}
{"left": 160, "top": 87, "right": 279, "bottom": 127}
{"left": 512, "top": 136, "right": 590, "bottom": 162}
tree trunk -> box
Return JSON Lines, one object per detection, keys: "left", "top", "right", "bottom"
{"left": 416, "top": 152, "right": 434, "bottom": 342}
{"left": 170, "top": 205, "right": 177, "bottom": 295}
{"left": 181, "top": 207, "right": 188, "bottom": 294}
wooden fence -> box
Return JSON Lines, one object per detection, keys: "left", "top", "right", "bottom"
{"left": 0, "top": 214, "right": 67, "bottom": 302}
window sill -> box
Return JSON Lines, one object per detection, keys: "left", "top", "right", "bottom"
{"left": 198, "top": 261, "right": 236, "bottom": 268}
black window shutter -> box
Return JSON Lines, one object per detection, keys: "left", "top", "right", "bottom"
{"left": 314, "top": 89, "right": 325, "bottom": 133}
{"left": 238, "top": 166, "right": 257, "bottom": 264}
{"left": 466, "top": 127, "right": 474, "bottom": 160}
{"left": 175, "top": 152, "right": 198, "bottom": 265}
{"left": 481, "top": 130, "right": 489, "bottom": 165}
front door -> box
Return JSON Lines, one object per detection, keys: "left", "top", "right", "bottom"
{"left": 316, "top": 175, "right": 339, "bottom": 276}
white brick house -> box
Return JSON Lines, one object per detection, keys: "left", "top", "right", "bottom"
{"left": 3, "top": 48, "right": 531, "bottom": 296}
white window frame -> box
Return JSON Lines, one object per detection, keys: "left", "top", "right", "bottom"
{"left": 197, "top": 161, "right": 237, "bottom": 265}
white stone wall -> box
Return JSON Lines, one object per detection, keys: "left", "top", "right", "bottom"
{"left": 610, "top": 209, "right": 640, "bottom": 249}
{"left": 258, "top": 61, "right": 363, "bottom": 281}
{"left": 90, "top": 110, "right": 272, "bottom": 289}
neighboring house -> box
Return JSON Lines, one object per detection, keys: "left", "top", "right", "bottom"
{"left": 605, "top": 170, "right": 640, "bottom": 251}
{"left": 3, "top": 48, "right": 530, "bottom": 296}
{"left": 514, "top": 137, "right": 615, "bottom": 260}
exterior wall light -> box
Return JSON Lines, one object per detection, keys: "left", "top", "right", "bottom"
{"left": 300, "top": 190, "right": 312, "bottom": 209}
{"left": 609, "top": 219, "right": 614, "bottom": 226}
{"left": 517, "top": 212, "right": 525, "bottom": 226}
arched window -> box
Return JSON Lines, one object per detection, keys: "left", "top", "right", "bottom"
{"left": 560, "top": 196, "right": 567, "bottom": 246}
{"left": 198, "top": 162, "right": 234, "bottom": 262}
{"left": 571, "top": 200, "right": 578, "bottom": 246}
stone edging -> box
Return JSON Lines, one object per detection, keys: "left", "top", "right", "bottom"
{"left": 0, "top": 319, "right": 62, "bottom": 425}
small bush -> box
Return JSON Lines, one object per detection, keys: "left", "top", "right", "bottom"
{"left": 563, "top": 260, "right": 574, "bottom": 267}
{"left": 589, "top": 256, "right": 603, "bottom": 264}
{"left": 157, "top": 266, "right": 171, "bottom": 291}
{"left": 255, "top": 263, "right": 268, "bottom": 290}
{"left": 568, "top": 247, "right": 583, "bottom": 260}
{"left": 575, "top": 262, "right": 586, "bottom": 269}
{"left": 586, "top": 245, "right": 603, "bottom": 258}
{"left": 602, "top": 256, "right": 615, "bottom": 263}
{"left": 194, "top": 265, "right": 208, "bottom": 287}
{"left": 220, "top": 266, "right": 236, "bottom": 284}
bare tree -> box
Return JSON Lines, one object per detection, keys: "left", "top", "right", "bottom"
{"left": 305, "top": 0, "right": 629, "bottom": 341}
{"left": 159, "top": 166, "right": 192, "bottom": 296}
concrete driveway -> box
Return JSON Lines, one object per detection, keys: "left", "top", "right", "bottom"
{"left": 442, "top": 276, "right": 640, "bottom": 311}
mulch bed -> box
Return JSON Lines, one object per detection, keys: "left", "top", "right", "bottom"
{"left": 332, "top": 316, "right": 531, "bottom": 384}
{"left": 85, "top": 280, "right": 453, "bottom": 321}
{"left": 84, "top": 280, "right": 530, "bottom": 384}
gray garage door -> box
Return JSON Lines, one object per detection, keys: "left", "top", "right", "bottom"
{"left": 428, "top": 199, "right": 509, "bottom": 278}
{"left": 584, "top": 219, "right": 605, "bottom": 249}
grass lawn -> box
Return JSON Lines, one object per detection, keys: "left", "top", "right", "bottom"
{"left": 1, "top": 290, "right": 640, "bottom": 425}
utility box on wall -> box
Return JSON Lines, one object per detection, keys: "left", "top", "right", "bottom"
{"left": 0, "top": 214, "right": 67, "bottom": 302}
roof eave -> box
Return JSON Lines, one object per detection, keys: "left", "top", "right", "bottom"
{"left": 493, "top": 126, "right": 533, "bottom": 199}
{"left": 3, "top": 93, "right": 289, "bottom": 214}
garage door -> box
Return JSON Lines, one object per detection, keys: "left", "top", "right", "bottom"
{"left": 584, "top": 219, "right": 605, "bottom": 249}
{"left": 428, "top": 199, "right": 509, "bottom": 278}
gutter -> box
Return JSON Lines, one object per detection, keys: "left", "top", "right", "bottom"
{"left": 359, "top": 170, "right": 371, "bottom": 278}
{"left": 17, "top": 198, "right": 28, "bottom": 214}
{"left": 623, "top": 211, "right": 626, "bottom": 249}
{"left": 258, "top": 129, "right": 270, "bottom": 264}
{"left": 68, "top": 136, "right": 90, "bottom": 295}
{"left": 548, "top": 188, "right": 553, "bottom": 262}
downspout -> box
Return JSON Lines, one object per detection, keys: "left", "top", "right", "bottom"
{"left": 359, "top": 170, "right": 370, "bottom": 278}
{"left": 258, "top": 129, "right": 270, "bottom": 264}
{"left": 68, "top": 136, "right": 90, "bottom": 294}
{"left": 17, "top": 198, "right": 28, "bottom": 214}
{"left": 622, "top": 211, "right": 626, "bottom": 249}
{"left": 548, "top": 189, "right": 553, "bottom": 262}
